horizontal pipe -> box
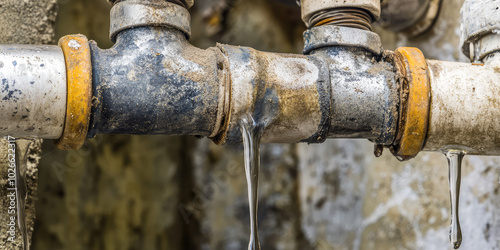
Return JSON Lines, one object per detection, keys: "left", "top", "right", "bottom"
{"left": 217, "top": 44, "right": 330, "bottom": 144}
{"left": 0, "top": 24, "right": 498, "bottom": 158}
{"left": 423, "top": 59, "right": 500, "bottom": 155}
{"left": 86, "top": 25, "right": 400, "bottom": 145}
{"left": 0, "top": 45, "right": 67, "bottom": 139}
{"left": 0, "top": 0, "right": 497, "bottom": 159}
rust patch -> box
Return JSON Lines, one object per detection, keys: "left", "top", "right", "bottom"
{"left": 54, "top": 35, "right": 92, "bottom": 150}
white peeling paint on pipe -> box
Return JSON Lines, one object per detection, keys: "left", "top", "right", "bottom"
{"left": 0, "top": 45, "right": 67, "bottom": 139}
{"left": 423, "top": 60, "right": 500, "bottom": 155}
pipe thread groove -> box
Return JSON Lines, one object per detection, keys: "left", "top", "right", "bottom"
{"left": 108, "top": 0, "right": 189, "bottom": 8}
{"left": 307, "top": 7, "right": 373, "bottom": 31}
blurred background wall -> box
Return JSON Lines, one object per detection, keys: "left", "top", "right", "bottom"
{"left": 21, "top": 0, "right": 500, "bottom": 249}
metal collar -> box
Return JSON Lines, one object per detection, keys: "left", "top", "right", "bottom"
{"left": 303, "top": 25, "right": 383, "bottom": 55}
{"left": 110, "top": 1, "right": 191, "bottom": 42}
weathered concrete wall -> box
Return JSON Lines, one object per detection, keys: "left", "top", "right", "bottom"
{"left": 34, "top": 135, "right": 195, "bottom": 250}
{"left": 0, "top": 0, "right": 57, "bottom": 249}
{"left": 29, "top": 0, "right": 500, "bottom": 249}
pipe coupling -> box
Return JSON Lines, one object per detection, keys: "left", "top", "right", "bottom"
{"left": 214, "top": 44, "right": 331, "bottom": 144}
{"left": 109, "top": 0, "right": 191, "bottom": 42}
{"left": 55, "top": 35, "right": 93, "bottom": 150}
{"left": 303, "top": 25, "right": 382, "bottom": 55}
{"left": 389, "top": 47, "right": 430, "bottom": 161}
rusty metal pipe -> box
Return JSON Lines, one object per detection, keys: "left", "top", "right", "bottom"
{"left": 215, "top": 45, "right": 331, "bottom": 144}
{"left": 88, "top": 26, "right": 224, "bottom": 138}
{"left": 83, "top": 0, "right": 401, "bottom": 147}
{"left": 1, "top": 0, "right": 500, "bottom": 160}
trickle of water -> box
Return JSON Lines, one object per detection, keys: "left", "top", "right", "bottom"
{"left": 444, "top": 149, "right": 465, "bottom": 249}
{"left": 240, "top": 115, "right": 265, "bottom": 250}
{"left": 5, "top": 137, "right": 34, "bottom": 250}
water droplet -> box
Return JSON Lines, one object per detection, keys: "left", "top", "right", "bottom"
{"left": 444, "top": 149, "right": 465, "bottom": 249}
{"left": 374, "top": 144, "right": 383, "bottom": 157}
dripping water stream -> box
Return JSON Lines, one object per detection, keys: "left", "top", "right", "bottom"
{"left": 444, "top": 149, "right": 465, "bottom": 249}
{"left": 5, "top": 137, "right": 33, "bottom": 250}
{"left": 240, "top": 115, "right": 265, "bottom": 250}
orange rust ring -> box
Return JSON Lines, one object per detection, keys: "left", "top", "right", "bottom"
{"left": 55, "top": 35, "right": 92, "bottom": 150}
{"left": 390, "top": 47, "right": 430, "bottom": 160}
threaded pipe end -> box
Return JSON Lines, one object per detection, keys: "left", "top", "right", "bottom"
{"left": 108, "top": 0, "right": 190, "bottom": 8}
{"left": 307, "top": 7, "right": 373, "bottom": 31}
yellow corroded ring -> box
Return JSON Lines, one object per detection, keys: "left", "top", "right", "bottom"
{"left": 55, "top": 35, "right": 92, "bottom": 150}
{"left": 391, "top": 47, "right": 430, "bottom": 160}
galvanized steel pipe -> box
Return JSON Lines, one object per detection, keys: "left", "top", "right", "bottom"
{"left": 216, "top": 45, "right": 330, "bottom": 144}
{"left": 316, "top": 47, "right": 399, "bottom": 145}
{"left": 423, "top": 60, "right": 500, "bottom": 155}
{"left": 0, "top": 45, "right": 67, "bottom": 139}
{"left": 87, "top": 26, "right": 223, "bottom": 138}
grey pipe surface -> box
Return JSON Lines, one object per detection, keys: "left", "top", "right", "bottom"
{"left": 0, "top": 45, "right": 67, "bottom": 139}
{"left": 314, "top": 47, "right": 399, "bottom": 145}
{"left": 423, "top": 59, "right": 500, "bottom": 155}
{"left": 88, "top": 27, "right": 223, "bottom": 138}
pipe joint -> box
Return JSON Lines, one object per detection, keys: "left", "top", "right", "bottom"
{"left": 89, "top": 27, "right": 222, "bottom": 138}
{"left": 388, "top": 48, "right": 430, "bottom": 161}
{"left": 303, "top": 25, "right": 383, "bottom": 55}
{"left": 214, "top": 44, "right": 331, "bottom": 144}
{"left": 302, "top": 23, "right": 399, "bottom": 147}
{"left": 109, "top": 0, "right": 192, "bottom": 43}
{"left": 313, "top": 46, "right": 399, "bottom": 146}
{"left": 55, "top": 35, "right": 93, "bottom": 150}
